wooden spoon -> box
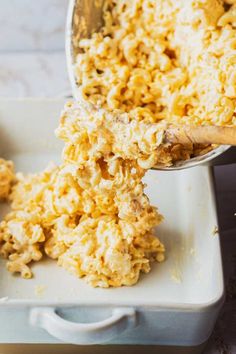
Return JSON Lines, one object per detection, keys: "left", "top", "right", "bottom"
{"left": 164, "top": 125, "right": 236, "bottom": 146}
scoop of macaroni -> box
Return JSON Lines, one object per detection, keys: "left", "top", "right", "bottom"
{"left": 0, "top": 102, "right": 165, "bottom": 287}
{"left": 74, "top": 0, "right": 236, "bottom": 163}
{"left": 0, "top": 159, "right": 14, "bottom": 200}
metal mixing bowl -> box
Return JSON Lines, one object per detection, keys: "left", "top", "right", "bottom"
{"left": 65, "top": 0, "right": 232, "bottom": 170}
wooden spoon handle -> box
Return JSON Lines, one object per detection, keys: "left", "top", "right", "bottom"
{"left": 164, "top": 126, "right": 236, "bottom": 146}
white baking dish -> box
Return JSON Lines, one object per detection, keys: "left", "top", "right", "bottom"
{"left": 0, "top": 99, "right": 224, "bottom": 346}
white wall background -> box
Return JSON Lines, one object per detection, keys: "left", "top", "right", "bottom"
{"left": 0, "top": 0, "right": 71, "bottom": 97}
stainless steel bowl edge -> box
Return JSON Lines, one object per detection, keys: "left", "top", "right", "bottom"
{"left": 65, "top": 0, "right": 235, "bottom": 171}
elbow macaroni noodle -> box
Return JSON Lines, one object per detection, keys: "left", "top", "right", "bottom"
{"left": 1, "top": 0, "right": 236, "bottom": 287}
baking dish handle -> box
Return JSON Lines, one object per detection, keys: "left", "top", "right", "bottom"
{"left": 29, "top": 307, "right": 136, "bottom": 345}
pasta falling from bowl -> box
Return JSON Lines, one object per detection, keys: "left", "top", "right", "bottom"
{"left": 1, "top": 0, "right": 236, "bottom": 287}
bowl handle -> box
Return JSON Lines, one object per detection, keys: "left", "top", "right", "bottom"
{"left": 29, "top": 307, "right": 136, "bottom": 345}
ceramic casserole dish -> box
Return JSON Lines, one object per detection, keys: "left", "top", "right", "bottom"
{"left": 0, "top": 99, "right": 224, "bottom": 346}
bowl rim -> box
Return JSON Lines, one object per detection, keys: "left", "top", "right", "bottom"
{"left": 65, "top": 0, "right": 231, "bottom": 171}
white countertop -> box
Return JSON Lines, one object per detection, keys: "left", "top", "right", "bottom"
{"left": 0, "top": 0, "right": 70, "bottom": 98}
{"left": 0, "top": 1, "right": 235, "bottom": 353}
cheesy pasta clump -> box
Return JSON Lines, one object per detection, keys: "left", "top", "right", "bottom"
{"left": 0, "top": 102, "right": 165, "bottom": 287}
{"left": 0, "top": 159, "right": 14, "bottom": 200}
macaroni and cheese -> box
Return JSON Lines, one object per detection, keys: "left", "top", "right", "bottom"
{"left": 1, "top": 0, "right": 236, "bottom": 287}
{"left": 0, "top": 159, "right": 14, "bottom": 200}
{"left": 0, "top": 102, "right": 165, "bottom": 287}
{"left": 75, "top": 0, "right": 236, "bottom": 163}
